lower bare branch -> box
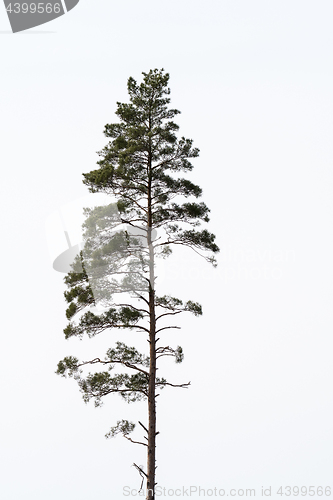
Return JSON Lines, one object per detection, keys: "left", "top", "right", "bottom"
{"left": 124, "top": 435, "right": 147, "bottom": 447}
{"left": 156, "top": 381, "right": 191, "bottom": 389}
{"left": 133, "top": 463, "right": 148, "bottom": 478}
{"left": 138, "top": 421, "right": 148, "bottom": 434}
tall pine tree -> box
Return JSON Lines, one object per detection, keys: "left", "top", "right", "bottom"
{"left": 56, "top": 69, "right": 219, "bottom": 499}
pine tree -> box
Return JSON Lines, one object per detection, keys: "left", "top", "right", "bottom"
{"left": 56, "top": 68, "right": 219, "bottom": 499}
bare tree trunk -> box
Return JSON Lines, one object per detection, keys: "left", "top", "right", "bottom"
{"left": 147, "top": 274, "right": 156, "bottom": 499}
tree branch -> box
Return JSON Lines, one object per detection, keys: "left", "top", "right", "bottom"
{"left": 155, "top": 326, "right": 181, "bottom": 333}
{"left": 77, "top": 357, "right": 149, "bottom": 376}
{"left": 113, "top": 303, "right": 149, "bottom": 316}
{"left": 124, "top": 435, "right": 147, "bottom": 447}
{"left": 155, "top": 310, "right": 182, "bottom": 321}
{"left": 156, "top": 381, "right": 191, "bottom": 389}
{"left": 138, "top": 421, "right": 149, "bottom": 434}
{"left": 133, "top": 463, "right": 148, "bottom": 478}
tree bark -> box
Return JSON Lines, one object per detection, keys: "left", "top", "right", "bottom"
{"left": 146, "top": 131, "right": 156, "bottom": 498}
{"left": 147, "top": 275, "right": 156, "bottom": 499}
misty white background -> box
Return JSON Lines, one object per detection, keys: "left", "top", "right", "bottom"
{"left": 1, "top": 1, "right": 333, "bottom": 498}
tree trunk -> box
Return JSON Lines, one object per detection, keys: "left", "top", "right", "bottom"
{"left": 147, "top": 137, "right": 156, "bottom": 499}
{"left": 147, "top": 277, "right": 156, "bottom": 499}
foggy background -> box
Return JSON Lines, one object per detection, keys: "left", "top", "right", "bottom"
{"left": 1, "top": 1, "right": 332, "bottom": 497}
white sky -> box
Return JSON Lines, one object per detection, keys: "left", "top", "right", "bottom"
{"left": 1, "top": 1, "right": 333, "bottom": 498}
